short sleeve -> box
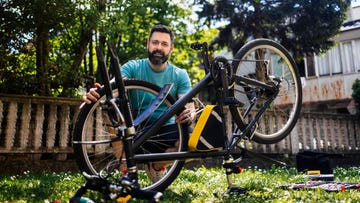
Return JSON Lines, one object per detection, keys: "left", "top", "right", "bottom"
{"left": 177, "top": 69, "right": 191, "bottom": 96}
{"left": 121, "top": 60, "right": 137, "bottom": 78}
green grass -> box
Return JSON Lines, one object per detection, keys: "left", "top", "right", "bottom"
{"left": 0, "top": 166, "right": 359, "bottom": 203}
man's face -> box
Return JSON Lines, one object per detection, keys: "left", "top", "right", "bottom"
{"left": 147, "top": 31, "right": 173, "bottom": 65}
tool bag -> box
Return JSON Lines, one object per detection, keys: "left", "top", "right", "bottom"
{"left": 296, "top": 151, "right": 334, "bottom": 174}
{"left": 188, "top": 105, "right": 225, "bottom": 151}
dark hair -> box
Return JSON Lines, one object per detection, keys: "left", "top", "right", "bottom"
{"left": 149, "top": 25, "right": 175, "bottom": 43}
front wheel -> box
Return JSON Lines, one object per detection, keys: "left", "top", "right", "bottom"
{"left": 73, "top": 80, "right": 188, "bottom": 192}
{"left": 230, "top": 39, "right": 302, "bottom": 144}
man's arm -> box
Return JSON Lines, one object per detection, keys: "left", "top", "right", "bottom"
{"left": 81, "top": 61, "right": 134, "bottom": 107}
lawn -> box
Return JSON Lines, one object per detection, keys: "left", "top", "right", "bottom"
{"left": 0, "top": 166, "right": 359, "bottom": 203}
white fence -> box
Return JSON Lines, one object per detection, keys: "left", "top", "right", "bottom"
{"left": 0, "top": 94, "right": 81, "bottom": 159}
{"left": 241, "top": 112, "right": 360, "bottom": 154}
{"left": 0, "top": 94, "right": 359, "bottom": 160}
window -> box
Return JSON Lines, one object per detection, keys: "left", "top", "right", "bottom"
{"left": 354, "top": 39, "right": 360, "bottom": 72}
{"left": 316, "top": 52, "right": 330, "bottom": 76}
{"left": 341, "top": 42, "right": 355, "bottom": 73}
{"left": 307, "top": 38, "right": 359, "bottom": 78}
{"left": 329, "top": 46, "right": 342, "bottom": 74}
{"left": 314, "top": 46, "right": 342, "bottom": 76}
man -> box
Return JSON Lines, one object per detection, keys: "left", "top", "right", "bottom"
{"left": 83, "top": 25, "right": 195, "bottom": 182}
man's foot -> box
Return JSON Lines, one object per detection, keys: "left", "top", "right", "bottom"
{"left": 145, "top": 163, "right": 167, "bottom": 182}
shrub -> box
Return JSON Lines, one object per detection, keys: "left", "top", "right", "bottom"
{"left": 352, "top": 79, "right": 360, "bottom": 105}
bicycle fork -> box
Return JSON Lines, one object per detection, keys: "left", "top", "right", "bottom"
{"left": 74, "top": 45, "right": 164, "bottom": 202}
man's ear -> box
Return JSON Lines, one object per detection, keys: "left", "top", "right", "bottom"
{"left": 170, "top": 43, "right": 174, "bottom": 53}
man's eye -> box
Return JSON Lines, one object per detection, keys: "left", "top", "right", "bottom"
{"left": 152, "top": 41, "right": 160, "bottom": 45}
{"left": 152, "top": 41, "right": 169, "bottom": 47}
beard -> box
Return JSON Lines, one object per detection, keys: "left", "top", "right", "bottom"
{"left": 148, "top": 49, "right": 169, "bottom": 65}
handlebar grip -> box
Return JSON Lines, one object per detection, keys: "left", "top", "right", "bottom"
{"left": 190, "top": 42, "right": 208, "bottom": 50}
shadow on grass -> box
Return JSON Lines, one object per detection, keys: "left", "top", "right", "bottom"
{"left": 162, "top": 189, "right": 195, "bottom": 202}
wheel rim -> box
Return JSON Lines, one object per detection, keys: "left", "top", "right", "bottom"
{"left": 78, "top": 84, "right": 184, "bottom": 190}
{"left": 233, "top": 44, "right": 301, "bottom": 141}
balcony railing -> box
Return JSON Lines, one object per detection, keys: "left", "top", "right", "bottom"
{"left": 0, "top": 94, "right": 359, "bottom": 160}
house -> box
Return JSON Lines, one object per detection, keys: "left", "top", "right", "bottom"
{"left": 302, "top": 2, "right": 360, "bottom": 114}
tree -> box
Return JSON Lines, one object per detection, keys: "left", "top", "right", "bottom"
{"left": 194, "top": 0, "right": 351, "bottom": 61}
{"left": 96, "top": 0, "right": 206, "bottom": 84}
{"left": 0, "top": 0, "right": 79, "bottom": 96}
{"left": 0, "top": 0, "right": 210, "bottom": 97}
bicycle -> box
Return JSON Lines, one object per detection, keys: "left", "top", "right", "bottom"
{"left": 71, "top": 38, "right": 302, "bottom": 202}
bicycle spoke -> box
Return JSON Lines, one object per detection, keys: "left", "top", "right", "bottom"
{"left": 231, "top": 39, "right": 302, "bottom": 144}
{"left": 73, "top": 80, "right": 187, "bottom": 192}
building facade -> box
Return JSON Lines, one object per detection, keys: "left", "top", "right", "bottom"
{"left": 302, "top": 2, "right": 360, "bottom": 114}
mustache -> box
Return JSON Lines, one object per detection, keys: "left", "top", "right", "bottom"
{"left": 148, "top": 49, "right": 169, "bottom": 65}
{"left": 151, "top": 49, "right": 165, "bottom": 56}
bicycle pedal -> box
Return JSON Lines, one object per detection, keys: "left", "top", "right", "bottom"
{"left": 228, "top": 166, "right": 243, "bottom": 174}
{"left": 232, "top": 166, "right": 243, "bottom": 174}
{"left": 223, "top": 163, "right": 243, "bottom": 174}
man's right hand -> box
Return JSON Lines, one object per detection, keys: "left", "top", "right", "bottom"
{"left": 81, "top": 83, "right": 102, "bottom": 107}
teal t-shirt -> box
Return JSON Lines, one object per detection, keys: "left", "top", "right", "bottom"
{"left": 121, "top": 59, "right": 191, "bottom": 124}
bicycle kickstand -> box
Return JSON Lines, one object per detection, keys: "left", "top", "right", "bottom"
{"left": 222, "top": 157, "right": 247, "bottom": 196}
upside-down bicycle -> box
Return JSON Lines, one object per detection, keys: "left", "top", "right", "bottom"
{"left": 71, "top": 38, "right": 302, "bottom": 202}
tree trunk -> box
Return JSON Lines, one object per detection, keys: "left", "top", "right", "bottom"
{"left": 35, "top": 28, "right": 51, "bottom": 96}
{"left": 60, "top": 0, "right": 106, "bottom": 96}
{"left": 255, "top": 49, "right": 266, "bottom": 82}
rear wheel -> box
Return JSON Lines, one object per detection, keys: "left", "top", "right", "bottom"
{"left": 231, "top": 39, "right": 302, "bottom": 144}
{"left": 73, "top": 79, "right": 188, "bottom": 191}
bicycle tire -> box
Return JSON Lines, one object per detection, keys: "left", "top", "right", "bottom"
{"left": 230, "top": 39, "right": 302, "bottom": 144}
{"left": 73, "top": 79, "right": 188, "bottom": 192}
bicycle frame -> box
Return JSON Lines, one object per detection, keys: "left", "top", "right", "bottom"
{"left": 70, "top": 39, "right": 300, "bottom": 201}
{"left": 105, "top": 45, "right": 280, "bottom": 165}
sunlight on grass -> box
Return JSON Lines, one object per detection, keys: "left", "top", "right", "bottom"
{"left": 0, "top": 166, "right": 359, "bottom": 202}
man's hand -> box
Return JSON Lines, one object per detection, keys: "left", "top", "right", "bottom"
{"left": 80, "top": 83, "right": 102, "bottom": 108}
{"left": 175, "top": 103, "right": 195, "bottom": 125}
